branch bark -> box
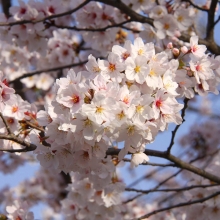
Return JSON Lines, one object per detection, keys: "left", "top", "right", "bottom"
{"left": 0, "top": 134, "right": 37, "bottom": 152}
{"left": 0, "top": 0, "right": 90, "bottom": 26}
{"left": 10, "top": 60, "right": 88, "bottom": 84}
{"left": 136, "top": 190, "right": 220, "bottom": 219}
{"left": 106, "top": 148, "right": 220, "bottom": 183}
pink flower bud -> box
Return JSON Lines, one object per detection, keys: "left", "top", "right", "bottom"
{"left": 181, "top": 46, "right": 188, "bottom": 54}
{"left": 174, "top": 30, "right": 181, "bottom": 37}
{"left": 167, "top": 42, "right": 173, "bottom": 49}
{"left": 172, "top": 48, "right": 179, "bottom": 57}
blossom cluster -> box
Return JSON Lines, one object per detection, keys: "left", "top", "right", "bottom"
{"left": 33, "top": 36, "right": 187, "bottom": 172}
{"left": 27, "top": 36, "right": 219, "bottom": 218}
{"left": 0, "top": 0, "right": 211, "bottom": 90}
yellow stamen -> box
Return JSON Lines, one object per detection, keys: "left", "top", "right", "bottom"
{"left": 109, "top": 63, "right": 116, "bottom": 72}
{"left": 134, "top": 66, "right": 141, "bottom": 73}
{"left": 96, "top": 106, "right": 104, "bottom": 113}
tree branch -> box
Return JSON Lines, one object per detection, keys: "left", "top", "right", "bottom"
{"left": 0, "top": 134, "right": 37, "bottom": 152}
{"left": 52, "top": 19, "right": 132, "bottom": 32}
{"left": 9, "top": 60, "right": 88, "bottom": 84}
{"left": 214, "top": 15, "right": 220, "bottom": 26}
{"left": 1, "top": 0, "right": 11, "bottom": 18}
{"left": 179, "top": 33, "right": 220, "bottom": 55}
{"left": 95, "top": 0, "right": 153, "bottom": 25}
{"left": 0, "top": 113, "right": 12, "bottom": 134}
{"left": 167, "top": 98, "right": 189, "bottom": 154}
{"left": 107, "top": 148, "right": 220, "bottom": 183}
{"left": 123, "top": 170, "right": 182, "bottom": 204}
{"left": 126, "top": 183, "right": 219, "bottom": 194}
{"left": 19, "top": 120, "right": 45, "bottom": 133}
{"left": 0, "top": 0, "right": 90, "bottom": 26}
{"left": 206, "top": 0, "right": 218, "bottom": 40}
{"left": 127, "top": 168, "right": 160, "bottom": 188}
{"left": 136, "top": 190, "right": 220, "bottom": 219}
{"left": 123, "top": 158, "right": 176, "bottom": 167}
{"left": 183, "top": 0, "right": 208, "bottom": 12}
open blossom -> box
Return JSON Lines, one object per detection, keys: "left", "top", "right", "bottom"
{"left": 35, "top": 73, "right": 54, "bottom": 90}
{"left": 154, "top": 14, "right": 178, "bottom": 39}
{"left": 189, "top": 55, "right": 214, "bottom": 83}
{"left": 6, "top": 200, "right": 34, "bottom": 220}
{"left": 86, "top": 54, "right": 102, "bottom": 77}
{"left": 174, "top": 8, "right": 193, "bottom": 31}
{"left": 152, "top": 90, "right": 183, "bottom": 119}
{"left": 3, "top": 95, "right": 30, "bottom": 120}
{"left": 112, "top": 40, "right": 132, "bottom": 62}
{"left": 131, "top": 152, "right": 149, "bottom": 168}
{"left": 56, "top": 84, "right": 87, "bottom": 114}
{"left": 131, "top": 37, "right": 155, "bottom": 59}
{"left": 162, "top": 70, "right": 179, "bottom": 95}
{"left": 98, "top": 52, "right": 125, "bottom": 82}
{"left": 125, "top": 56, "right": 150, "bottom": 84}
{"left": 190, "top": 36, "right": 207, "bottom": 57}
{"left": 82, "top": 93, "right": 117, "bottom": 124}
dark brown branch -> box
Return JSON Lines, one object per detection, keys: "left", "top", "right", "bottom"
{"left": 0, "top": 134, "right": 37, "bottom": 152}
{"left": 214, "top": 15, "right": 220, "bottom": 26}
{"left": 0, "top": 0, "right": 90, "bottom": 26}
{"left": 156, "top": 170, "right": 182, "bottom": 188}
{"left": 206, "top": 0, "right": 218, "bottom": 40}
{"left": 52, "top": 19, "right": 132, "bottom": 32}
{"left": 0, "top": 113, "right": 12, "bottom": 134}
{"left": 183, "top": 0, "right": 208, "bottom": 12}
{"left": 123, "top": 158, "right": 176, "bottom": 167}
{"left": 167, "top": 98, "right": 189, "bottom": 154}
{"left": 19, "top": 120, "right": 45, "bottom": 133}
{"left": 106, "top": 148, "right": 220, "bottom": 183}
{"left": 123, "top": 193, "right": 142, "bottom": 204}
{"left": 123, "top": 169, "right": 182, "bottom": 204}
{"left": 127, "top": 168, "right": 160, "bottom": 188}
{"left": 95, "top": 0, "right": 153, "bottom": 25}
{"left": 136, "top": 190, "right": 220, "bottom": 219}
{"left": 9, "top": 60, "right": 88, "bottom": 84}
{"left": 126, "top": 183, "right": 219, "bottom": 194}
{"left": 1, "top": 0, "right": 11, "bottom": 18}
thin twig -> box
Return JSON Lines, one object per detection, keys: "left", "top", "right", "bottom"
{"left": 123, "top": 158, "right": 176, "bottom": 167}
{"left": 106, "top": 148, "right": 220, "bottom": 183}
{"left": 127, "top": 168, "right": 161, "bottom": 188}
{"left": 136, "top": 190, "right": 220, "bottom": 219}
{"left": 123, "top": 193, "right": 142, "bottom": 204}
{"left": 214, "top": 15, "right": 220, "bottom": 26}
{"left": 166, "top": 98, "right": 189, "bottom": 154}
{"left": 125, "top": 183, "right": 219, "bottom": 194}
{"left": 10, "top": 60, "right": 88, "bottom": 84}
{"left": 0, "top": 134, "right": 37, "bottom": 152}
{"left": 96, "top": 0, "right": 153, "bottom": 25}
{"left": 206, "top": 0, "right": 218, "bottom": 40}
{"left": 183, "top": 0, "right": 208, "bottom": 12}
{"left": 52, "top": 19, "right": 132, "bottom": 32}
{"left": 0, "top": 0, "right": 90, "bottom": 27}
{"left": 123, "top": 170, "right": 182, "bottom": 204}
{"left": 0, "top": 113, "right": 12, "bottom": 134}
{"left": 19, "top": 120, "right": 45, "bottom": 133}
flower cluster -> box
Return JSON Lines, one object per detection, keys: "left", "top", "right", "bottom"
{"left": 33, "top": 37, "right": 188, "bottom": 172}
